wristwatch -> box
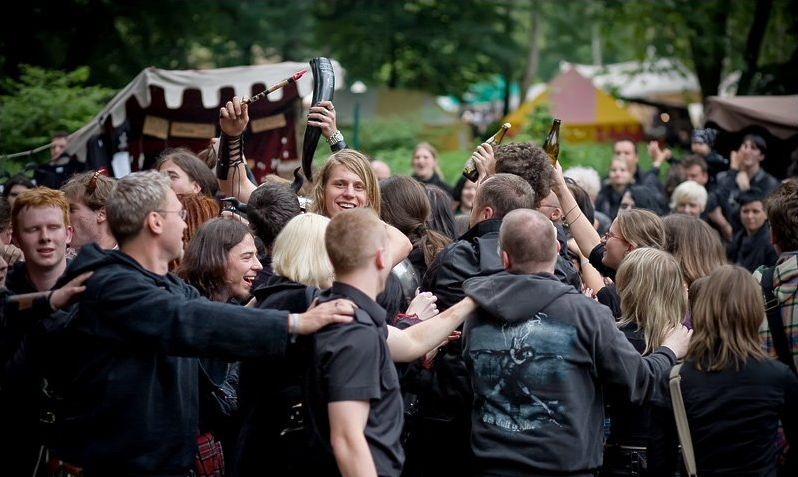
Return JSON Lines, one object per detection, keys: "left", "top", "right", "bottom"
{"left": 327, "top": 130, "right": 344, "bottom": 145}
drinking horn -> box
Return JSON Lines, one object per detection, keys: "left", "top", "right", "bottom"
{"left": 301, "top": 57, "right": 335, "bottom": 183}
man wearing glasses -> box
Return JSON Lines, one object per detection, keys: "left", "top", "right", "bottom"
{"left": 45, "top": 170, "right": 356, "bottom": 476}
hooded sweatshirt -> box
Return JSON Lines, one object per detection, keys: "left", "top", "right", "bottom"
{"left": 47, "top": 244, "right": 290, "bottom": 477}
{"left": 463, "top": 271, "right": 676, "bottom": 476}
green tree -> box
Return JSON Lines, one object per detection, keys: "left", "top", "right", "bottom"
{"left": 0, "top": 65, "right": 114, "bottom": 158}
{"left": 315, "top": 0, "right": 522, "bottom": 98}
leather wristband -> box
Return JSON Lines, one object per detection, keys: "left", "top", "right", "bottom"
{"left": 217, "top": 133, "right": 243, "bottom": 180}
{"left": 327, "top": 130, "right": 344, "bottom": 146}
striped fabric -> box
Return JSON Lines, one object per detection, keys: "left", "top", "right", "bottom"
{"left": 755, "top": 252, "right": 798, "bottom": 370}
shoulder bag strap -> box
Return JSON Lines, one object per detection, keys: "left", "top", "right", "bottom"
{"left": 669, "top": 363, "right": 698, "bottom": 477}
{"left": 761, "top": 267, "right": 797, "bottom": 374}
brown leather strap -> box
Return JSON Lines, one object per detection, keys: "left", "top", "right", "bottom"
{"left": 669, "top": 364, "right": 698, "bottom": 477}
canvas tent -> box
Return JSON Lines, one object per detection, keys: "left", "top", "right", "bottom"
{"left": 504, "top": 67, "right": 642, "bottom": 143}
{"left": 705, "top": 95, "right": 798, "bottom": 140}
{"left": 64, "top": 62, "right": 343, "bottom": 182}
{"left": 566, "top": 58, "right": 702, "bottom": 106}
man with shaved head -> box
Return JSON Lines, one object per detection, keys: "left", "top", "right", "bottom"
{"left": 462, "top": 209, "right": 692, "bottom": 476}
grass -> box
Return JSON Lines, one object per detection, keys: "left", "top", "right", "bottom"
{"left": 374, "top": 141, "right": 665, "bottom": 185}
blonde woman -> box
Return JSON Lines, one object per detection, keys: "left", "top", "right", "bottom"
{"left": 616, "top": 247, "right": 687, "bottom": 354}
{"left": 603, "top": 247, "right": 687, "bottom": 476}
{"left": 550, "top": 158, "right": 668, "bottom": 317}
{"left": 650, "top": 265, "right": 798, "bottom": 475}
{"left": 238, "top": 213, "right": 333, "bottom": 475}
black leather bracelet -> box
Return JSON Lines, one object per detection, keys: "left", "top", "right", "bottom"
{"left": 329, "top": 140, "right": 347, "bottom": 152}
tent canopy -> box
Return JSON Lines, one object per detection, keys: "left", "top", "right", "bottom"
{"left": 564, "top": 58, "right": 702, "bottom": 106}
{"left": 504, "top": 67, "right": 642, "bottom": 143}
{"left": 65, "top": 62, "right": 344, "bottom": 180}
{"left": 705, "top": 95, "right": 798, "bottom": 140}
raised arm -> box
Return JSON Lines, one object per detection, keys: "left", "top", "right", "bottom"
{"left": 218, "top": 95, "right": 257, "bottom": 204}
{"left": 550, "top": 161, "right": 602, "bottom": 258}
{"left": 386, "top": 296, "right": 476, "bottom": 362}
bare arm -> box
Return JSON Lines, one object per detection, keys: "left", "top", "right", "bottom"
{"left": 217, "top": 95, "right": 257, "bottom": 204}
{"left": 328, "top": 401, "right": 378, "bottom": 477}
{"left": 568, "top": 238, "right": 604, "bottom": 293}
{"left": 386, "top": 222, "right": 413, "bottom": 267}
{"left": 551, "top": 161, "right": 602, "bottom": 258}
{"left": 387, "top": 297, "right": 476, "bottom": 362}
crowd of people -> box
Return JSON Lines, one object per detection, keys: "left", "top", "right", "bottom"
{"left": 0, "top": 95, "right": 797, "bottom": 477}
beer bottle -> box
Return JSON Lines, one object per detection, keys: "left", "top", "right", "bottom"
{"left": 463, "top": 122, "right": 511, "bottom": 182}
{"left": 543, "top": 118, "right": 561, "bottom": 166}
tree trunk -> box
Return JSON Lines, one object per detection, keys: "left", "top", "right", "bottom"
{"left": 592, "top": 23, "right": 602, "bottom": 66}
{"left": 521, "top": 0, "right": 541, "bottom": 100}
{"left": 686, "top": 0, "right": 732, "bottom": 99}
{"left": 736, "top": 0, "right": 774, "bottom": 94}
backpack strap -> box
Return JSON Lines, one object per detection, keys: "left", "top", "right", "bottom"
{"left": 761, "top": 267, "right": 797, "bottom": 374}
{"left": 669, "top": 364, "right": 698, "bottom": 477}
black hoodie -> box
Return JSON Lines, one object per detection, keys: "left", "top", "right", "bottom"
{"left": 47, "top": 244, "right": 290, "bottom": 476}
{"left": 463, "top": 272, "right": 676, "bottom": 476}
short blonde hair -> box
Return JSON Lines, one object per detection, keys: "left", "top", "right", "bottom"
{"left": 616, "top": 248, "right": 686, "bottom": 354}
{"left": 325, "top": 208, "right": 387, "bottom": 275}
{"left": 670, "top": 180, "right": 707, "bottom": 212}
{"left": 272, "top": 213, "right": 334, "bottom": 289}
{"left": 310, "top": 150, "right": 381, "bottom": 217}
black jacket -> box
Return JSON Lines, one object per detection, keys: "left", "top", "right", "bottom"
{"left": 595, "top": 183, "right": 625, "bottom": 220}
{"left": 727, "top": 222, "right": 779, "bottom": 273}
{"left": 413, "top": 172, "right": 454, "bottom": 198}
{"left": 235, "top": 275, "right": 319, "bottom": 477}
{"left": 48, "top": 244, "right": 290, "bottom": 477}
{"left": 716, "top": 168, "right": 780, "bottom": 231}
{"left": 422, "top": 219, "right": 504, "bottom": 311}
{"left": 463, "top": 272, "right": 677, "bottom": 475}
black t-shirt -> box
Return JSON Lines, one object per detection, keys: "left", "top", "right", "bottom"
{"left": 310, "top": 282, "right": 405, "bottom": 477}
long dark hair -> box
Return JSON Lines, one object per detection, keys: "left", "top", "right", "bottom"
{"left": 178, "top": 218, "right": 251, "bottom": 300}
{"left": 424, "top": 184, "right": 457, "bottom": 240}
{"left": 380, "top": 176, "right": 451, "bottom": 266}
{"left": 156, "top": 148, "right": 219, "bottom": 197}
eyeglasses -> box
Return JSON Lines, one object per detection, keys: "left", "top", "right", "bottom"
{"left": 156, "top": 209, "right": 187, "bottom": 221}
{"left": 603, "top": 230, "right": 626, "bottom": 242}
